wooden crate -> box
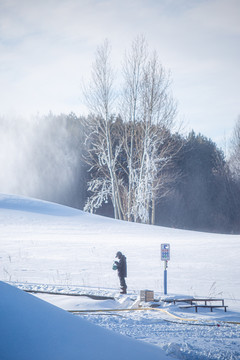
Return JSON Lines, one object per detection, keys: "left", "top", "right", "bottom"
{"left": 140, "top": 290, "right": 154, "bottom": 302}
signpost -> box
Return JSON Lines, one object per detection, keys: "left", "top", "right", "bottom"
{"left": 161, "top": 243, "right": 170, "bottom": 295}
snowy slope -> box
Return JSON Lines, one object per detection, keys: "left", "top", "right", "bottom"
{"left": 0, "top": 193, "right": 240, "bottom": 359}
{"left": 1, "top": 193, "right": 239, "bottom": 307}
{"left": 0, "top": 281, "right": 169, "bottom": 360}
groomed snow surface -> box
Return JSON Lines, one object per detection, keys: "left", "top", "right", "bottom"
{"left": 0, "top": 193, "right": 240, "bottom": 360}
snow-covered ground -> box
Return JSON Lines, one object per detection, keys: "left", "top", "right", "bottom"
{"left": 0, "top": 193, "right": 240, "bottom": 359}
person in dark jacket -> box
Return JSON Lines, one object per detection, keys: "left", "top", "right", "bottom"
{"left": 115, "top": 251, "right": 127, "bottom": 294}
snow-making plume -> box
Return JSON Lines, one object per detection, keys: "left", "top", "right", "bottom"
{"left": 0, "top": 114, "right": 82, "bottom": 208}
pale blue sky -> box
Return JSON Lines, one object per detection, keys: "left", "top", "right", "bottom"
{"left": 0, "top": 0, "right": 239, "bottom": 148}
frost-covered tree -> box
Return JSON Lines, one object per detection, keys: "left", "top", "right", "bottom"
{"left": 120, "top": 36, "right": 147, "bottom": 221}
{"left": 83, "top": 41, "right": 123, "bottom": 219}
{"left": 83, "top": 37, "right": 180, "bottom": 224}
{"left": 120, "top": 38, "right": 178, "bottom": 224}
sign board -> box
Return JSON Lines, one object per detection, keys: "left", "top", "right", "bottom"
{"left": 161, "top": 243, "right": 170, "bottom": 261}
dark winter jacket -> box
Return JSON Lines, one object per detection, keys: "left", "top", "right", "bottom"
{"left": 117, "top": 254, "right": 127, "bottom": 278}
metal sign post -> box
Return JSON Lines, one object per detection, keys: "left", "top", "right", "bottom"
{"left": 161, "top": 243, "right": 170, "bottom": 295}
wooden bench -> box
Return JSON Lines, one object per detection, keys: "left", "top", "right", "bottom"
{"left": 172, "top": 298, "right": 225, "bottom": 306}
{"left": 179, "top": 304, "right": 228, "bottom": 312}
{"left": 169, "top": 297, "right": 228, "bottom": 312}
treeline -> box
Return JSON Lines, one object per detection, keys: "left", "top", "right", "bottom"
{"left": 30, "top": 111, "right": 239, "bottom": 234}
{"left": 156, "top": 131, "right": 240, "bottom": 234}
{"left": 1, "top": 111, "right": 239, "bottom": 233}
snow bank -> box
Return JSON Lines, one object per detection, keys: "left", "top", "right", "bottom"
{"left": 0, "top": 281, "right": 171, "bottom": 360}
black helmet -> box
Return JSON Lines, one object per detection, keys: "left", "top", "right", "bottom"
{"left": 116, "top": 251, "right": 122, "bottom": 258}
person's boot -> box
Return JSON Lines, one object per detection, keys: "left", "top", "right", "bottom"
{"left": 120, "top": 288, "right": 127, "bottom": 294}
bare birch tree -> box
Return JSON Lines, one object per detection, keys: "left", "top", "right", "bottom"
{"left": 84, "top": 37, "right": 180, "bottom": 224}
{"left": 83, "top": 40, "right": 123, "bottom": 219}
{"left": 121, "top": 38, "right": 179, "bottom": 224}
{"left": 121, "top": 36, "right": 147, "bottom": 221}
